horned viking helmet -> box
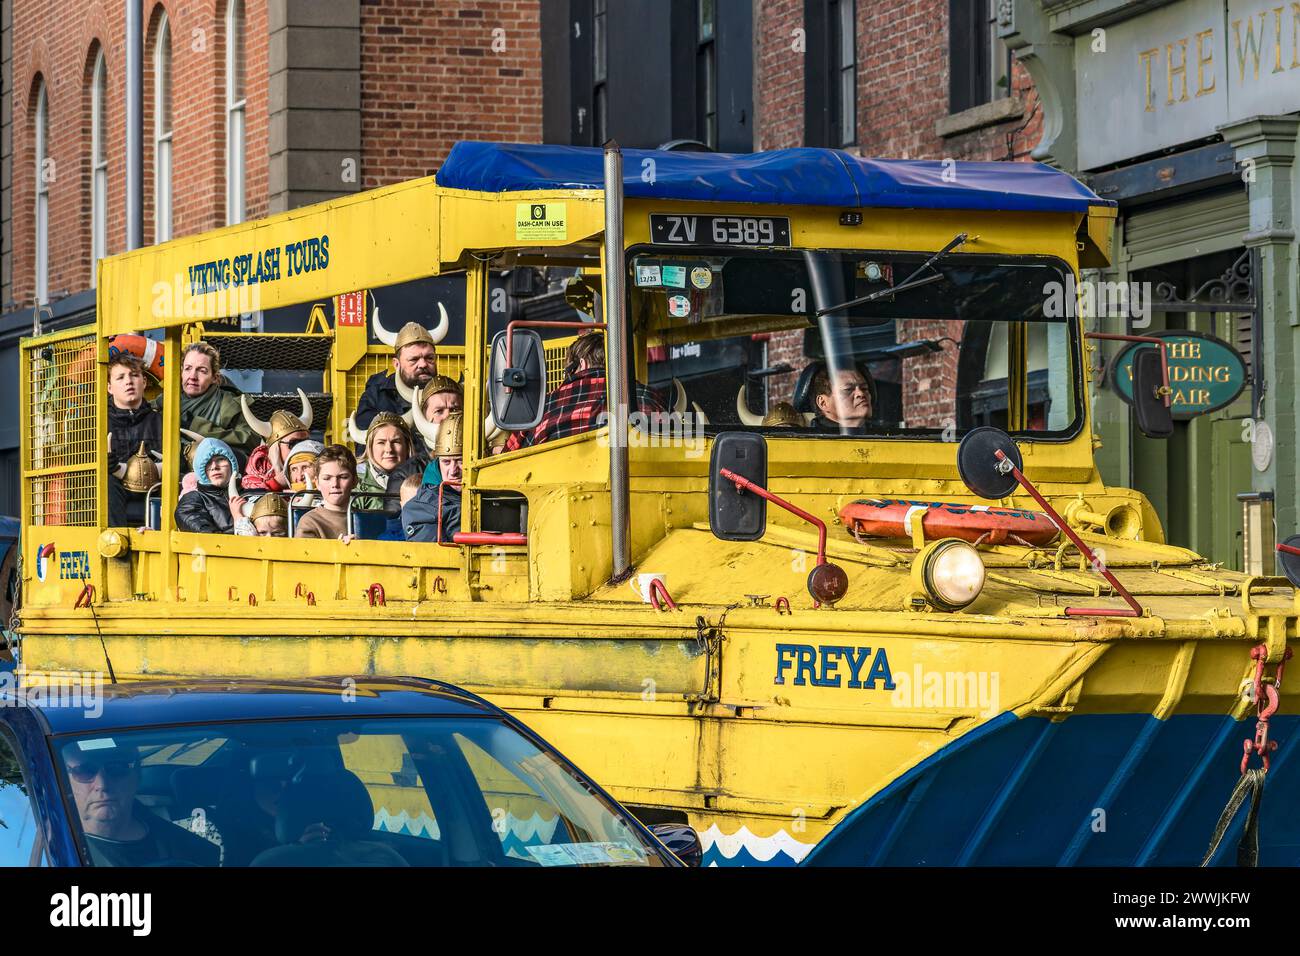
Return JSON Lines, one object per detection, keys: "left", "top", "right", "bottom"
{"left": 371, "top": 301, "right": 450, "bottom": 354}
{"left": 241, "top": 388, "right": 314, "bottom": 447}
{"left": 431, "top": 411, "right": 464, "bottom": 459}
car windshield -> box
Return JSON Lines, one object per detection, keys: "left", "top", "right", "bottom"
{"left": 630, "top": 248, "right": 1080, "bottom": 439}
{"left": 54, "top": 716, "right": 667, "bottom": 867}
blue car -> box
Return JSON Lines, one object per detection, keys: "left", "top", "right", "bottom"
{"left": 0, "top": 676, "right": 696, "bottom": 867}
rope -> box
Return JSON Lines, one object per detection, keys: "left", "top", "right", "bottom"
{"left": 1201, "top": 768, "right": 1265, "bottom": 867}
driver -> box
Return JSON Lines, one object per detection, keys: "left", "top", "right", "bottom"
{"left": 61, "top": 742, "right": 219, "bottom": 867}
{"left": 809, "top": 366, "right": 874, "bottom": 434}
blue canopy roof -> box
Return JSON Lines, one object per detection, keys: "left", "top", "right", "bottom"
{"left": 436, "top": 142, "right": 1113, "bottom": 214}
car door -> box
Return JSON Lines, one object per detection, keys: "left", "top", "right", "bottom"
{"left": 0, "top": 727, "right": 49, "bottom": 866}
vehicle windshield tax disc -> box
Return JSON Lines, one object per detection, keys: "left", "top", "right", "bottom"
{"left": 668, "top": 294, "right": 691, "bottom": 318}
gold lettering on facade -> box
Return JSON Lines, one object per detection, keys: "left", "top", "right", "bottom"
{"left": 1292, "top": 2, "right": 1300, "bottom": 68}
{"left": 1139, "top": 47, "right": 1160, "bottom": 111}
{"left": 1195, "top": 28, "right": 1217, "bottom": 94}
{"left": 1274, "top": 5, "right": 1287, "bottom": 72}
{"left": 1233, "top": 14, "right": 1267, "bottom": 82}
{"left": 1167, "top": 37, "right": 1190, "bottom": 102}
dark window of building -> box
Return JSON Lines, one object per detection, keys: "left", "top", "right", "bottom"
{"left": 697, "top": 0, "right": 717, "bottom": 148}
{"left": 804, "top": 0, "right": 856, "bottom": 148}
{"left": 949, "top": 0, "right": 1011, "bottom": 114}
{"left": 592, "top": 0, "right": 608, "bottom": 144}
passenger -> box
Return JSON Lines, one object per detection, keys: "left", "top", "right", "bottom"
{"left": 170, "top": 342, "right": 259, "bottom": 457}
{"left": 175, "top": 438, "right": 242, "bottom": 534}
{"left": 293, "top": 444, "right": 358, "bottom": 542}
{"left": 402, "top": 412, "right": 463, "bottom": 543}
{"left": 809, "top": 366, "right": 875, "bottom": 434}
{"left": 284, "top": 439, "right": 324, "bottom": 491}
{"left": 233, "top": 494, "right": 289, "bottom": 538}
{"left": 240, "top": 390, "right": 314, "bottom": 492}
{"left": 351, "top": 411, "right": 422, "bottom": 514}
{"left": 61, "top": 741, "right": 219, "bottom": 867}
{"left": 353, "top": 314, "right": 446, "bottom": 433}
{"left": 107, "top": 352, "right": 163, "bottom": 527}
{"left": 502, "top": 332, "right": 667, "bottom": 452}
{"left": 410, "top": 376, "right": 463, "bottom": 485}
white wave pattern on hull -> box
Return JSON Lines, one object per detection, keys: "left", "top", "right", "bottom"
{"left": 374, "top": 808, "right": 440, "bottom": 840}
{"left": 699, "top": 824, "right": 814, "bottom": 865}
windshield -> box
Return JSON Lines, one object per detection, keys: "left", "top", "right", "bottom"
{"left": 55, "top": 717, "right": 667, "bottom": 867}
{"left": 630, "top": 248, "right": 1080, "bottom": 439}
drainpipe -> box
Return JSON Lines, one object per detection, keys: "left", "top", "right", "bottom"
{"left": 125, "top": 0, "right": 143, "bottom": 250}
{"left": 604, "top": 141, "right": 631, "bottom": 579}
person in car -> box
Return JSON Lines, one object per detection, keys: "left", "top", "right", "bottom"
{"left": 61, "top": 742, "right": 219, "bottom": 867}
{"left": 502, "top": 332, "right": 666, "bottom": 452}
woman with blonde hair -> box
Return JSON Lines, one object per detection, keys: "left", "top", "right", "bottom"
{"left": 168, "top": 341, "right": 259, "bottom": 455}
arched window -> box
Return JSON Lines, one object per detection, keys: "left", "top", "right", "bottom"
{"left": 225, "top": 0, "right": 245, "bottom": 225}
{"left": 91, "top": 49, "right": 108, "bottom": 281}
{"left": 34, "top": 80, "right": 49, "bottom": 304}
{"left": 154, "top": 14, "right": 173, "bottom": 243}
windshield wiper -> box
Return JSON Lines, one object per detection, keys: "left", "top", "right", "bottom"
{"left": 814, "top": 232, "right": 970, "bottom": 318}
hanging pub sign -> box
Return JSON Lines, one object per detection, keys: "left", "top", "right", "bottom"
{"left": 1109, "top": 330, "right": 1248, "bottom": 420}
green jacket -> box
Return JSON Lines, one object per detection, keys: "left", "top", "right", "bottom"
{"left": 159, "top": 382, "right": 260, "bottom": 457}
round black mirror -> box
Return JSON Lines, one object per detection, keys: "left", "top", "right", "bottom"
{"left": 957, "top": 426, "right": 1024, "bottom": 500}
{"left": 1278, "top": 534, "right": 1300, "bottom": 588}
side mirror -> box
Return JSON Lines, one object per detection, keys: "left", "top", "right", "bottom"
{"left": 1132, "top": 347, "right": 1173, "bottom": 439}
{"left": 488, "top": 329, "right": 546, "bottom": 431}
{"left": 956, "top": 426, "right": 1023, "bottom": 499}
{"left": 709, "top": 431, "right": 767, "bottom": 541}
{"left": 648, "top": 823, "right": 703, "bottom": 867}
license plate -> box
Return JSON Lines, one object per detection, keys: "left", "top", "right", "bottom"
{"left": 650, "top": 214, "right": 791, "bottom": 247}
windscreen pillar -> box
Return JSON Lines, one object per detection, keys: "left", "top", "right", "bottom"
{"left": 603, "top": 142, "right": 631, "bottom": 580}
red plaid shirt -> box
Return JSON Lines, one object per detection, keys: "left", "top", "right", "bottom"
{"left": 503, "top": 368, "right": 668, "bottom": 452}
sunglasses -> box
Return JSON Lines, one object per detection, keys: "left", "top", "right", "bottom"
{"left": 65, "top": 760, "right": 137, "bottom": 783}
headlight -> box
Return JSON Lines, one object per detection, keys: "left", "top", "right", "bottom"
{"left": 912, "top": 538, "right": 985, "bottom": 611}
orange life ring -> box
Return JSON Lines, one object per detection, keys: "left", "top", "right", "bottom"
{"left": 840, "top": 498, "right": 1060, "bottom": 546}
{"left": 108, "top": 334, "right": 165, "bottom": 381}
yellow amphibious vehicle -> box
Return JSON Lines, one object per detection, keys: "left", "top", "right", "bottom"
{"left": 14, "top": 142, "right": 1299, "bottom": 866}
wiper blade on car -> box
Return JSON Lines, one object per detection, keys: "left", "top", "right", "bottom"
{"left": 814, "top": 232, "right": 971, "bottom": 317}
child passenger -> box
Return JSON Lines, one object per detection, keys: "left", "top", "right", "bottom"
{"left": 234, "top": 494, "right": 289, "bottom": 537}
{"left": 174, "top": 438, "right": 242, "bottom": 534}
{"left": 293, "top": 444, "right": 357, "bottom": 542}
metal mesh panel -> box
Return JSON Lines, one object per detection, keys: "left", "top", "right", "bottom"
{"left": 24, "top": 329, "right": 98, "bottom": 527}
{"left": 205, "top": 333, "right": 334, "bottom": 371}
{"left": 545, "top": 336, "right": 578, "bottom": 393}
{"left": 247, "top": 393, "right": 334, "bottom": 426}
{"left": 29, "top": 471, "right": 97, "bottom": 527}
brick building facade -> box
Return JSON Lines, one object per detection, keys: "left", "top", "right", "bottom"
{"left": 754, "top": 0, "right": 1043, "bottom": 424}
{"left": 0, "top": 0, "right": 544, "bottom": 512}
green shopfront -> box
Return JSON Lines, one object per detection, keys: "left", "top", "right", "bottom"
{"left": 1002, "top": 0, "right": 1300, "bottom": 572}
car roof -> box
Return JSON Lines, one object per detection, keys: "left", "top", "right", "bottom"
{"left": 4, "top": 676, "right": 500, "bottom": 736}
{"left": 436, "top": 141, "right": 1115, "bottom": 213}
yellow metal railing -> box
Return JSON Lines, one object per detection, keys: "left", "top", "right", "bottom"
{"left": 21, "top": 326, "right": 100, "bottom": 528}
